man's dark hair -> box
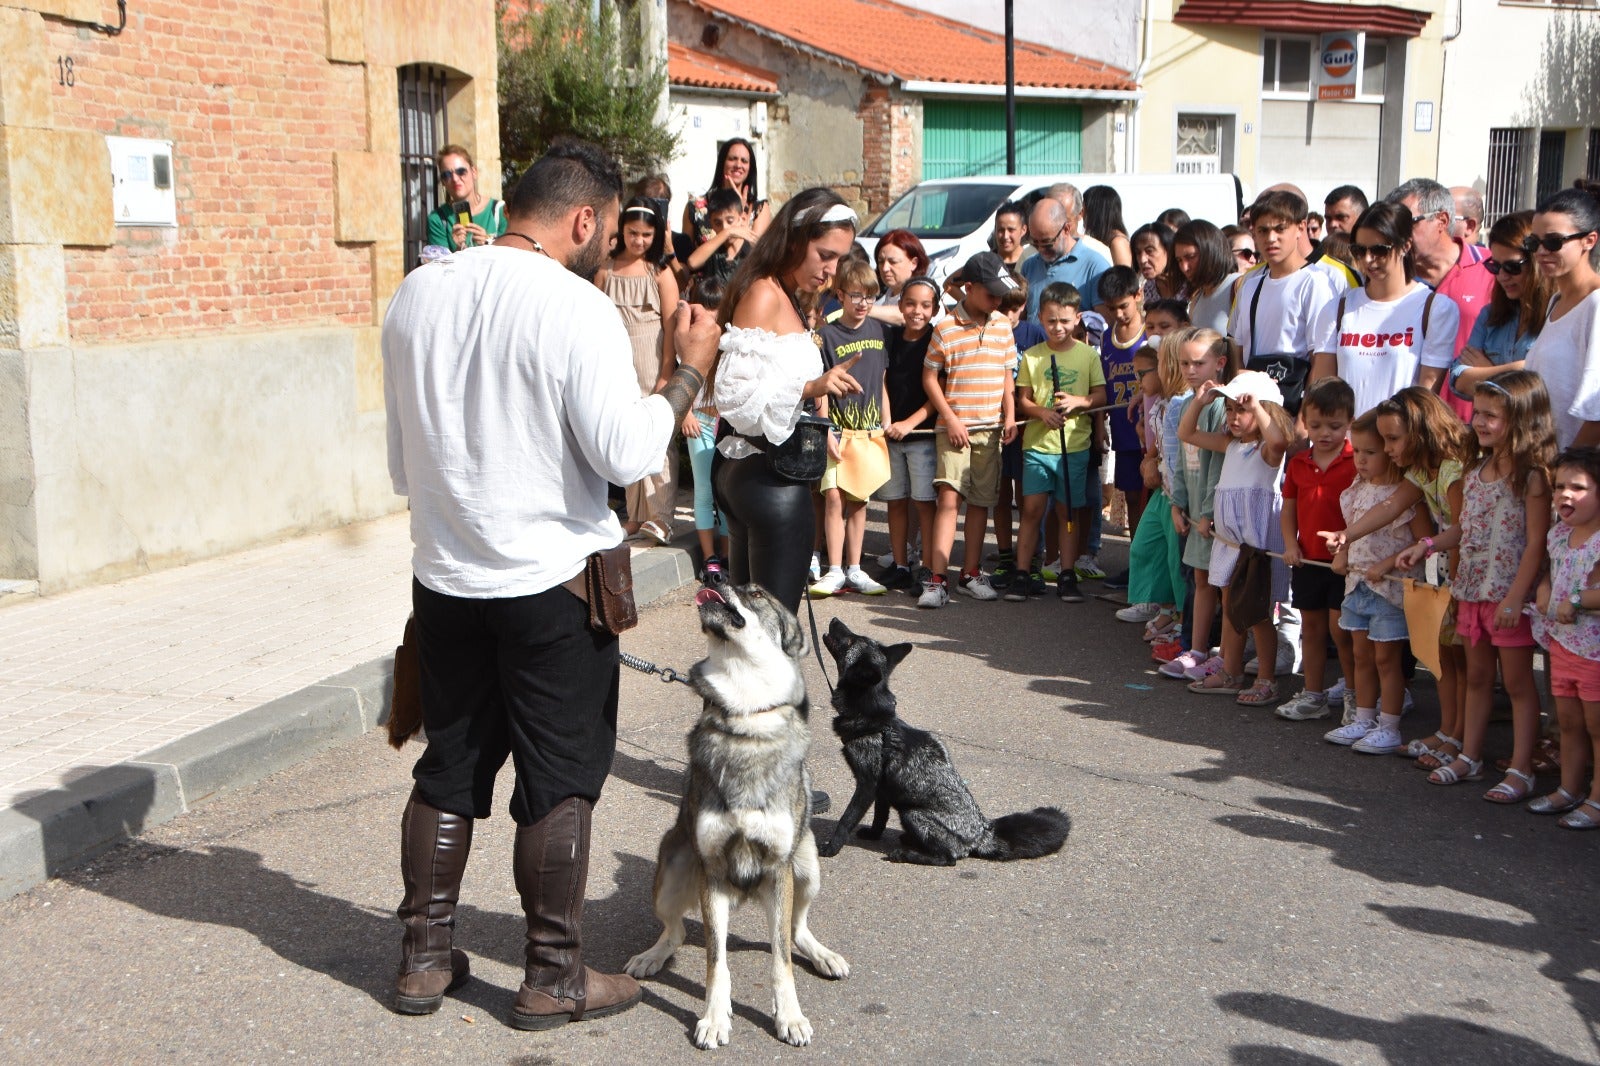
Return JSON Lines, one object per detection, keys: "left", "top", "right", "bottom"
{"left": 1098, "top": 264, "right": 1142, "bottom": 303}
{"left": 506, "top": 137, "right": 623, "bottom": 223}
{"left": 1038, "top": 281, "right": 1081, "bottom": 311}
{"left": 1302, "top": 376, "right": 1356, "bottom": 420}
{"left": 1325, "top": 184, "right": 1369, "bottom": 212}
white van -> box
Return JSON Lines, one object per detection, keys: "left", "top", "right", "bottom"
{"left": 859, "top": 172, "right": 1248, "bottom": 283}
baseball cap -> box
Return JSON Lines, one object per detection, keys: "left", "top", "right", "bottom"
{"left": 1212, "top": 369, "right": 1285, "bottom": 408}
{"left": 955, "top": 251, "right": 1020, "bottom": 297}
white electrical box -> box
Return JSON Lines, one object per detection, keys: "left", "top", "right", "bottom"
{"left": 107, "top": 135, "right": 177, "bottom": 227}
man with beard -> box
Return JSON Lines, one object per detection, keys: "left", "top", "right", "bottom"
{"left": 382, "top": 137, "right": 721, "bottom": 1029}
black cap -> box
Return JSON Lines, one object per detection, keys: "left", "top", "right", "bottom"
{"left": 955, "top": 251, "right": 1020, "bottom": 297}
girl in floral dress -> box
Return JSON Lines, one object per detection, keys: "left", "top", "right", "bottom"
{"left": 1396, "top": 371, "right": 1555, "bottom": 802}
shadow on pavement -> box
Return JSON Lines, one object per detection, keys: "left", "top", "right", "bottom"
{"left": 1218, "top": 991, "right": 1596, "bottom": 1065}
{"left": 821, "top": 541, "right": 1600, "bottom": 1055}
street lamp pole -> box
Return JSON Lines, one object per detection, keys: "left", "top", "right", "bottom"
{"left": 1004, "top": 0, "right": 1016, "bottom": 173}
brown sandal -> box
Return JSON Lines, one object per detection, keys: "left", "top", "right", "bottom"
{"left": 1189, "top": 670, "right": 1244, "bottom": 695}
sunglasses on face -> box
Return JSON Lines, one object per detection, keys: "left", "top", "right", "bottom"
{"left": 1522, "top": 231, "right": 1593, "bottom": 255}
{"left": 1485, "top": 257, "right": 1528, "bottom": 276}
{"left": 441, "top": 166, "right": 471, "bottom": 179}
{"left": 1233, "top": 248, "right": 1257, "bottom": 261}
{"left": 1350, "top": 242, "right": 1397, "bottom": 261}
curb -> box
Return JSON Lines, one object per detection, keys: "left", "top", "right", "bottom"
{"left": 0, "top": 544, "right": 697, "bottom": 901}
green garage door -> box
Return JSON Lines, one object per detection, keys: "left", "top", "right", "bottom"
{"left": 922, "top": 100, "right": 1082, "bottom": 179}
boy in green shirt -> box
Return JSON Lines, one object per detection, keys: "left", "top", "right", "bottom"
{"left": 1007, "top": 282, "right": 1107, "bottom": 602}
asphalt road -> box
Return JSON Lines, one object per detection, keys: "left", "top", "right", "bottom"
{"left": 2, "top": 567, "right": 1597, "bottom": 1065}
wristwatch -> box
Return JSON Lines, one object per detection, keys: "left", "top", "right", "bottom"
{"left": 1571, "top": 591, "right": 1584, "bottom": 609}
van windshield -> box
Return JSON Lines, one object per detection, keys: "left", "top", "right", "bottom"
{"left": 864, "top": 183, "right": 1017, "bottom": 240}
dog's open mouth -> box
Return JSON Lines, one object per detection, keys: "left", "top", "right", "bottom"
{"left": 695, "top": 587, "right": 726, "bottom": 607}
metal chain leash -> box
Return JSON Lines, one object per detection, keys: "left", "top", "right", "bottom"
{"left": 618, "top": 650, "right": 693, "bottom": 686}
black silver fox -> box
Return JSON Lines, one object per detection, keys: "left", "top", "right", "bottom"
{"left": 818, "top": 618, "right": 1072, "bottom": 866}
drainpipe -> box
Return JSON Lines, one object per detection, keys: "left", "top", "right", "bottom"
{"left": 1129, "top": 0, "right": 1155, "bottom": 173}
{"left": 1435, "top": 0, "right": 1464, "bottom": 182}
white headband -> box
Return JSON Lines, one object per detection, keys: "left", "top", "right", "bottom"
{"left": 621, "top": 206, "right": 657, "bottom": 219}
{"left": 794, "top": 203, "right": 859, "bottom": 228}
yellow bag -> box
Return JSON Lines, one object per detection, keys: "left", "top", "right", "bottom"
{"left": 1402, "top": 578, "right": 1452, "bottom": 677}
{"left": 835, "top": 428, "right": 891, "bottom": 501}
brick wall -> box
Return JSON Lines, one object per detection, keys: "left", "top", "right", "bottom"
{"left": 857, "top": 85, "right": 892, "bottom": 215}
{"left": 44, "top": 2, "right": 373, "bottom": 344}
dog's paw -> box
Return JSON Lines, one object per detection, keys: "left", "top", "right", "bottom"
{"left": 854, "top": 826, "right": 884, "bottom": 840}
{"left": 809, "top": 946, "right": 850, "bottom": 980}
{"left": 774, "top": 1010, "right": 813, "bottom": 1047}
{"left": 816, "top": 837, "right": 843, "bottom": 858}
{"left": 693, "top": 1011, "right": 732, "bottom": 1049}
{"left": 625, "top": 950, "right": 667, "bottom": 978}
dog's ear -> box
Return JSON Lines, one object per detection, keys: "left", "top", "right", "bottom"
{"left": 780, "top": 609, "right": 806, "bottom": 659}
{"left": 883, "top": 642, "right": 913, "bottom": 673}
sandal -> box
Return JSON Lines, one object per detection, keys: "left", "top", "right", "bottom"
{"left": 1496, "top": 738, "right": 1560, "bottom": 775}
{"left": 638, "top": 520, "right": 672, "bottom": 546}
{"left": 1428, "top": 755, "right": 1484, "bottom": 786}
{"left": 1484, "top": 768, "right": 1535, "bottom": 804}
{"left": 1189, "top": 670, "right": 1244, "bottom": 695}
{"left": 1236, "top": 679, "right": 1279, "bottom": 706}
{"left": 1557, "top": 798, "right": 1600, "bottom": 830}
{"left": 1528, "top": 787, "right": 1584, "bottom": 815}
{"left": 1405, "top": 731, "right": 1453, "bottom": 759}
{"left": 1415, "top": 737, "right": 1462, "bottom": 772}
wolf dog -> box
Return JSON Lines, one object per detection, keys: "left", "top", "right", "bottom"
{"left": 818, "top": 618, "right": 1072, "bottom": 865}
{"left": 625, "top": 583, "right": 849, "bottom": 1049}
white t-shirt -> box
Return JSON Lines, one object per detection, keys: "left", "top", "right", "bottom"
{"left": 1313, "top": 283, "right": 1460, "bottom": 416}
{"left": 1526, "top": 289, "right": 1600, "bottom": 448}
{"left": 1229, "top": 265, "right": 1340, "bottom": 361}
{"left": 383, "top": 246, "right": 676, "bottom": 598}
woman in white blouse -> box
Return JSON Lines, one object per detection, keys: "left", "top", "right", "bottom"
{"left": 710, "top": 188, "right": 867, "bottom": 610}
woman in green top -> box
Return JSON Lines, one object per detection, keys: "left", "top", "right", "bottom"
{"left": 425, "top": 144, "right": 507, "bottom": 252}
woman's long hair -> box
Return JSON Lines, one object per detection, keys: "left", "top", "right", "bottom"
{"left": 1475, "top": 369, "right": 1557, "bottom": 499}
{"left": 1483, "top": 211, "right": 1552, "bottom": 336}
{"left": 609, "top": 196, "right": 668, "bottom": 267}
{"left": 1374, "top": 386, "right": 1475, "bottom": 477}
{"left": 1083, "top": 185, "right": 1127, "bottom": 243}
{"left": 1351, "top": 201, "right": 1417, "bottom": 283}
{"left": 1173, "top": 219, "right": 1234, "bottom": 295}
{"left": 718, "top": 188, "right": 857, "bottom": 328}
{"left": 708, "top": 137, "right": 760, "bottom": 208}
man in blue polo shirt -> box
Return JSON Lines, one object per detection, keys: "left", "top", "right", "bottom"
{"left": 1021, "top": 197, "right": 1110, "bottom": 322}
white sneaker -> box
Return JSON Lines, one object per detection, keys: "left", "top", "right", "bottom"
{"left": 1326, "top": 676, "right": 1349, "bottom": 703}
{"left": 1324, "top": 718, "right": 1376, "bottom": 746}
{"left": 808, "top": 569, "right": 847, "bottom": 597}
{"left": 809, "top": 552, "right": 823, "bottom": 583}
{"left": 1074, "top": 554, "right": 1107, "bottom": 580}
{"left": 1353, "top": 723, "right": 1404, "bottom": 755}
{"left": 958, "top": 573, "right": 999, "bottom": 601}
{"left": 1117, "top": 602, "right": 1162, "bottom": 624}
{"left": 917, "top": 579, "right": 949, "bottom": 609}
{"left": 1342, "top": 691, "right": 1357, "bottom": 725}
{"left": 846, "top": 567, "right": 886, "bottom": 595}
{"left": 1275, "top": 690, "right": 1331, "bottom": 721}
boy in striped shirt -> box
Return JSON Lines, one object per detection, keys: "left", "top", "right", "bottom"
{"left": 918, "top": 252, "right": 1021, "bottom": 607}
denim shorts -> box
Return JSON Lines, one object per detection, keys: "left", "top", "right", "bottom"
{"left": 875, "top": 437, "right": 937, "bottom": 502}
{"left": 1337, "top": 581, "right": 1409, "bottom": 643}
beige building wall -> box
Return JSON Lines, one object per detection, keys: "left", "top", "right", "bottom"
{"left": 0, "top": 0, "right": 500, "bottom": 592}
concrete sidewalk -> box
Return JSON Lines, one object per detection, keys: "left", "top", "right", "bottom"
{"left": 0, "top": 511, "right": 697, "bottom": 899}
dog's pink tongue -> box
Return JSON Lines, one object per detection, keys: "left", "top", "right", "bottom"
{"left": 695, "top": 587, "right": 726, "bottom": 607}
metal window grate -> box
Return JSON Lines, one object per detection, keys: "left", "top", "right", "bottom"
{"left": 1537, "top": 130, "right": 1567, "bottom": 206}
{"left": 1587, "top": 129, "right": 1600, "bottom": 181}
{"left": 399, "top": 65, "right": 449, "bottom": 273}
{"left": 1484, "top": 127, "right": 1529, "bottom": 226}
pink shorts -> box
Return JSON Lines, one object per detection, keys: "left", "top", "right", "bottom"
{"left": 1453, "top": 599, "right": 1535, "bottom": 648}
{"left": 1550, "top": 639, "right": 1600, "bottom": 701}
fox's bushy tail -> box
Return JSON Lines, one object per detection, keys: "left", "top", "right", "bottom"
{"left": 979, "top": 806, "right": 1072, "bottom": 861}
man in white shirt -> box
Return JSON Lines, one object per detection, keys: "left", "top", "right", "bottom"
{"left": 383, "top": 139, "right": 719, "bottom": 1030}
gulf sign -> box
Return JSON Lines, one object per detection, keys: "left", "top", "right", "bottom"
{"left": 1317, "top": 33, "right": 1358, "bottom": 100}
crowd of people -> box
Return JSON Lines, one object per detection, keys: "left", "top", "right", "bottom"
{"left": 559, "top": 139, "right": 1600, "bottom": 831}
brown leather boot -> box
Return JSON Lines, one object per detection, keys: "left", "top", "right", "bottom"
{"left": 509, "top": 797, "right": 642, "bottom": 1031}
{"left": 394, "top": 788, "right": 473, "bottom": 1014}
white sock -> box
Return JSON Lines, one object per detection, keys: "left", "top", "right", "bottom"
{"left": 1378, "top": 713, "right": 1401, "bottom": 730}
{"left": 826, "top": 566, "right": 843, "bottom": 576}
{"left": 1304, "top": 689, "right": 1324, "bottom": 698}
{"left": 1356, "top": 707, "right": 1377, "bottom": 723}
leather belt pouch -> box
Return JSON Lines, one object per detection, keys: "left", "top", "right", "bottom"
{"left": 563, "top": 544, "right": 638, "bottom": 635}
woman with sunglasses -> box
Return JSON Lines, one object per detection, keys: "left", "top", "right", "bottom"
{"left": 1449, "top": 212, "right": 1553, "bottom": 401}
{"left": 424, "top": 145, "right": 507, "bottom": 253}
{"left": 1309, "top": 201, "right": 1458, "bottom": 417}
{"left": 1223, "top": 225, "right": 1258, "bottom": 272}
{"left": 1523, "top": 185, "right": 1600, "bottom": 448}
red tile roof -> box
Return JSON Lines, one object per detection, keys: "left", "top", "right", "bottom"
{"left": 681, "top": 0, "right": 1137, "bottom": 91}
{"left": 1175, "top": 0, "right": 1431, "bottom": 38}
{"left": 669, "top": 41, "right": 781, "bottom": 94}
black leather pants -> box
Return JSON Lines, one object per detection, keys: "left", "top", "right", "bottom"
{"left": 712, "top": 453, "right": 816, "bottom": 614}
